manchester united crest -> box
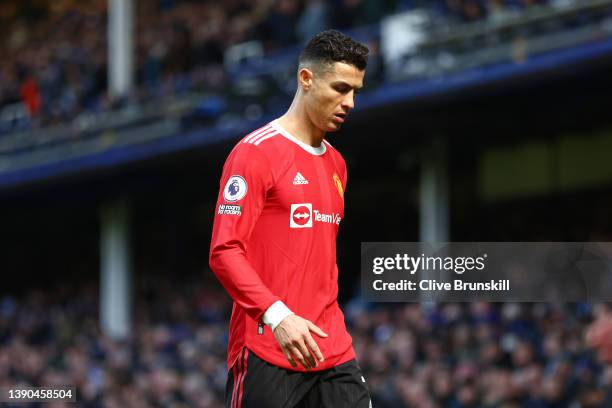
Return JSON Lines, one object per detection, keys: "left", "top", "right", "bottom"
{"left": 332, "top": 173, "right": 344, "bottom": 199}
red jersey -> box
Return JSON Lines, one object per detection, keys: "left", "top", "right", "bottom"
{"left": 209, "top": 120, "right": 355, "bottom": 372}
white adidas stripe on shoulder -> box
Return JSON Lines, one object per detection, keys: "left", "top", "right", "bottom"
{"left": 244, "top": 128, "right": 278, "bottom": 145}
{"left": 243, "top": 125, "right": 273, "bottom": 144}
{"left": 248, "top": 129, "right": 276, "bottom": 145}
{"left": 253, "top": 132, "right": 278, "bottom": 146}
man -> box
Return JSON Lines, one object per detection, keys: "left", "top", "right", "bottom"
{"left": 587, "top": 304, "right": 612, "bottom": 363}
{"left": 586, "top": 304, "right": 612, "bottom": 406}
{"left": 209, "top": 30, "right": 371, "bottom": 407}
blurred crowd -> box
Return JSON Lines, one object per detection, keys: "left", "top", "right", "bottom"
{"left": 349, "top": 301, "right": 612, "bottom": 408}
{"left": 1, "top": 278, "right": 611, "bottom": 408}
{"left": 0, "top": 280, "right": 231, "bottom": 408}
{"left": 0, "top": 0, "right": 108, "bottom": 130}
{"left": 0, "top": 0, "right": 557, "bottom": 134}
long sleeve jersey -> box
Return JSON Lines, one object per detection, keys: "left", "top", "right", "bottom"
{"left": 209, "top": 120, "right": 355, "bottom": 372}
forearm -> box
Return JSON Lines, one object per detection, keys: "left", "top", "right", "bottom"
{"left": 210, "top": 245, "right": 282, "bottom": 321}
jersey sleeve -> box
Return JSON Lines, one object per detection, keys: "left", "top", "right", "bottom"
{"left": 209, "top": 143, "right": 280, "bottom": 322}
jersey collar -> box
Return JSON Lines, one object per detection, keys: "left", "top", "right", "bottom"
{"left": 270, "top": 120, "right": 327, "bottom": 156}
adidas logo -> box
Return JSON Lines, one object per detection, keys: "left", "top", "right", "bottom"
{"left": 293, "top": 172, "right": 309, "bottom": 185}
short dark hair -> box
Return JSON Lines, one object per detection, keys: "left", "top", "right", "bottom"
{"left": 299, "top": 30, "right": 369, "bottom": 72}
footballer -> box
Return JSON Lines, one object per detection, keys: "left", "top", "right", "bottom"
{"left": 210, "top": 30, "right": 371, "bottom": 407}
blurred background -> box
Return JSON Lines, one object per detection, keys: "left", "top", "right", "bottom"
{"left": 1, "top": 0, "right": 612, "bottom": 407}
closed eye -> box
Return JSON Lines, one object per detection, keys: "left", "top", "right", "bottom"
{"left": 334, "top": 84, "right": 351, "bottom": 94}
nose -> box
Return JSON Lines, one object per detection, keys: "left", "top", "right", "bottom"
{"left": 341, "top": 91, "right": 355, "bottom": 111}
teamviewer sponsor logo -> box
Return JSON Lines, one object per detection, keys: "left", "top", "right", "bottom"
{"left": 313, "top": 210, "right": 341, "bottom": 225}
{"left": 290, "top": 203, "right": 312, "bottom": 228}
{"left": 290, "top": 203, "right": 342, "bottom": 228}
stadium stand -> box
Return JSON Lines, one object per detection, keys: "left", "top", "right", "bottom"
{"left": 0, "top": 0, "right": 609, "bottom": 186}
{"left": 0, "top": 0, "right": 583, "bottom": 135}
{"left": 2, "top": 1, "right": 612, "bottom": 407}
{"left": 1, "top": 281, "right": 611, "bottom": 407}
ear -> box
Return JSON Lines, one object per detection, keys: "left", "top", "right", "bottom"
{"left": 298, "top": 67, "right": 314, "bottom": 92}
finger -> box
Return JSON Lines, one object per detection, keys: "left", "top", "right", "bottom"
{"left": 301, "top": 340, "right": 318, "bottom": 368}
{"left": 295, "top": 340, "right": 316, "bottom": 369}
{"left": 289, "top": 345, "right": 310, "bottom": 369}
{"left": 305, "top": 333, "right": 324, "bottom": 362}
{"left": 282, "top": 348, "right": 297, "bottom": 368}
{"left": 307, "top": 321, "right": 328, "bottom": 338}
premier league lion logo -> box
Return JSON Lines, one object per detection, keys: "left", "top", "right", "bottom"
{"left": 228, "top": 180, "right": 240, "bottom": 197}
{"left": 223, "top": 175, "right": 247, "bottom": 202}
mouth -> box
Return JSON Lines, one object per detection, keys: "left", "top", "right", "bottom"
{"left": 333, "top": 113, "right": 346, "bottom": 123}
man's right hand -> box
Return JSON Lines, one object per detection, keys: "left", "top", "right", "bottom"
{"left": 273, "top": 314, "right": 328, "bottom": 370}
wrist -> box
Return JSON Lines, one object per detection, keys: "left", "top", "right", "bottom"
{"left": 263, "top": 300, "right": 294, "bottom": 331}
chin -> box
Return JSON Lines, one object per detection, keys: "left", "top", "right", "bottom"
{"left": 326, "top": 122, "right": 342, "bottom": 132}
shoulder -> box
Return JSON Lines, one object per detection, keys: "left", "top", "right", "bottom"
{"left": 232, "top": 122, "right": 288, "bottom": 157}
{"left": 323, "top": 139, "right": 346, "bottom": 168}
{"left": 227, "top": 124, "right": 277, "bottom": 160}
{"left": 323, "top": 138, "right": 342, "bottom": 156}
{"left": 238, "top": 123, "right": 279, "bottom": 147}
{"left": 225, "top": 123, "right": 293, "bottom": 182}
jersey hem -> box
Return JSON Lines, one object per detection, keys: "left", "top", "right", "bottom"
{"left": 240, "top": 343, "right": 356, "bottom": 372}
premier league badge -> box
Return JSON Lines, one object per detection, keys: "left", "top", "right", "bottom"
{"left": 224, "top": 175, "right": 248, "bottom": 202}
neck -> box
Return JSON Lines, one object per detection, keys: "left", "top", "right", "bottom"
{"left": 276, "top": 96, "right": 325, "bottom": 147}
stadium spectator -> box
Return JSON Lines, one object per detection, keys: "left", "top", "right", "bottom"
{"left": 296, "top": 0, "right": 330, "bottom": 44}
{"left": 0, "top": 0, "right": 560, "bottom": 134}
{"left": 260, "top": 0, "right": 302, "bottom": 49}
{"left": 19, "top": 73, "right": 41, "bottom": 117}
{"left": 0, "top": 280, "right": 611, "bottom": 407}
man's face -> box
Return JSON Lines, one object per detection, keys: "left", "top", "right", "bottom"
{"left": 303, "top": 62, "right": 365, "bottom": 133}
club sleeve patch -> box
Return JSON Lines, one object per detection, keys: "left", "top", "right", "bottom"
{"left": 223, "top": 175, "right": 248, "bottom": 202}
